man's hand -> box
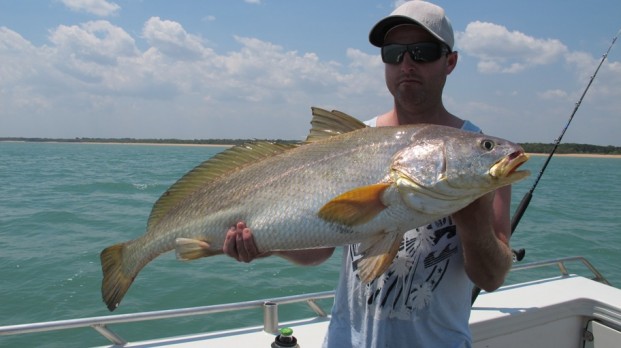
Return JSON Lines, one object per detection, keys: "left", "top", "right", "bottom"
{"left": 452, "top": 187, "right": 513, "bottom": 291}
{"left": 223, "top": 222, "right": 267, "bottom": 263}
{"left": 222, "top": 221, "right": 334, "bottom": 266}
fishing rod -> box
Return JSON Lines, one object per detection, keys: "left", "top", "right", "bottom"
{"left": 472, "top": 28, "right": 620, "bottom": 305}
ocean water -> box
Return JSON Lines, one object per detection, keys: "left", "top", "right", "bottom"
{"left": 1, "top": 142, "right": 620, "bottom": 347}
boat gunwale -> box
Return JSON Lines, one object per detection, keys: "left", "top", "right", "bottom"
{"left": 0, "top": 256, "right": 613, "bottom": 346}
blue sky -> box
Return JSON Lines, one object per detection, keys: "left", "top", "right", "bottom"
{"left": 1, "top": 0, "right": 620, "bottom": 145}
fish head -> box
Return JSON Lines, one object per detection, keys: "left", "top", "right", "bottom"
{"left": 390, "top": 125, "right": 530, "bottom": 209}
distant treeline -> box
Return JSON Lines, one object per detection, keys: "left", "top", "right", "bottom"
{"left": 520, "top": 143, "right": 621, "bottom": 155}
{"left": 0, "top": 137, "right": 300, "bottom": 146}
{"left": 2, "top": 137, "right": 620, "bottom": 154}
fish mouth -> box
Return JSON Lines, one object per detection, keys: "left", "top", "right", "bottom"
{"left": 490, "top": 151, "right": 530, "bottom": 181}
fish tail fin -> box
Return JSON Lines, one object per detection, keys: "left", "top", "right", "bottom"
{"left": 100, "top": 243, "right": 136, "bottom": 311}
{"left": 357, "top": 231, "right": 404, "bottom": 283}
{"left": 175, "top": 238, "right": 222, "bottom": 260}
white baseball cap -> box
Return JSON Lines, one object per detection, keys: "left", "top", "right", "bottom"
{"left": 369, "top": 1, "right": 454, "bottom": 50}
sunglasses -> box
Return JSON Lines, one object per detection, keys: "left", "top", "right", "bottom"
{"left": 381, "top": 42, "right": 450, "bottom": 64}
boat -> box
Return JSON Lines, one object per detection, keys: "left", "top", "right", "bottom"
{"left": 1, "top": 256, "right": 619, "bottom": 347}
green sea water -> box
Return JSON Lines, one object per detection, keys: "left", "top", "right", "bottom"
{"left": 1, "top": 142, "right": 620, "bottom": 347}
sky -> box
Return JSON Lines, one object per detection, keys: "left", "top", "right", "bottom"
{"left": 1, "top": 0, "right": 620, "bottom": 146}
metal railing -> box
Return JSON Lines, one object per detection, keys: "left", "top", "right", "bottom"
{"left": 0, "top": 290, "right": 334, "bottom": 346}
{"left": 510, "top": 256, "right": 610, "bottom": 285}
{"left": 0, "top": 256, "right": 610, "bottom": 345}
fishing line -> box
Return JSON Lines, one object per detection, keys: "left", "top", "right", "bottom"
{"left": 472, "top": 28, "right": 620, "bottom": 305}
{"left": 509, "top": 27, "right": 620, "bottom": 236}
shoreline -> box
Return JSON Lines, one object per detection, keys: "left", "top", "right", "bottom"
{"left": 526, "top": 153, "right": 621, "bottom": 159}
{"left": 1, "top": 140, "right": 235, "bottom": 148}
{"left": 81, "top": 142, "right": 236, "bottom": 148}
{"left": 3, "top": 140, "right": 620, "bottom": 158}
{"left": 66, "top": 142, "right": 621, "bottom": 158}
{"left": 63, "top": 143, "right": 621, "bottom": 158}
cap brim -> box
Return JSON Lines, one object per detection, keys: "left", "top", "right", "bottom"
{"left": 369, "top": 16, "right": 422, "bottom": 47}
{"left": 369, "top": 15, "right": 448, "bottom": 48}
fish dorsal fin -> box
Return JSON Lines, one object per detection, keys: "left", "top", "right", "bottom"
{"left": 147, "top": 141, "right": 298, "bottom": 230}
{"left": 306, "top": 107, "right": 367, "bottom": 143}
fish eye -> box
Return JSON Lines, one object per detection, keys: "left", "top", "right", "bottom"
{"left": 481, "top": 139, "right": 495, "bottom": 151}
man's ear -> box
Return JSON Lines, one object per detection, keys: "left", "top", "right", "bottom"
{"left": 446, "top": 51, "right": 458, "bottom": 75}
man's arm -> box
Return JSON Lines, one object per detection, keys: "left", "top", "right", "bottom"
{"left": 452, "top": 185, "right": 513, "bottom": 292}
{"left": 223, "top": 222, "right": 335, "bottom": 266}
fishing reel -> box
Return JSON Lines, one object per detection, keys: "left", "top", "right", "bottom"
{"left": 512, "top": 248, "right": 526, "bottom": 262}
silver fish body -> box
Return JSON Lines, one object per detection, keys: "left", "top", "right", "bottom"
{"left": 101, "top": 109, "right": 529, "bottom": 311}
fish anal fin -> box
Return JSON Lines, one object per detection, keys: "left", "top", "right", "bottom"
{"left": 357, "top": 231, "right": 404, "bottom": 283}
{"left": 318, "top": 183, "right": 390, "bottom": 226}
{"left": 175, "top": 238, "right": 221, "bottom": 260}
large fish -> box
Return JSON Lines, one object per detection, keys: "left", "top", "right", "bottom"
{"left": 101, "top": 108, "right": 529, "bottom": 311}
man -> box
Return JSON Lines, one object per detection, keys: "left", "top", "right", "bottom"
{"left": 224, "top": 1, "right": 513, "bottom": 346}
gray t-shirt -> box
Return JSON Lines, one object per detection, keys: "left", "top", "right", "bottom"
{"left": 323, "top": 117, "right": 482, "bottom": 348}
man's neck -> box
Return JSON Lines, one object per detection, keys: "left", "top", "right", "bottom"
{"left": 377, "top": 105, "right": 464, "bottom": 128}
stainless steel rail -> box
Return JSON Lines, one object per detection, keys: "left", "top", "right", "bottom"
{"left": 0, "top": 256, "right": 610, "bottom": 345}
{"left": 510, "top": 256, "right": 610, "bottom": 285}
{"left": 0, "top": 290, "right": 335, "bottom": 345}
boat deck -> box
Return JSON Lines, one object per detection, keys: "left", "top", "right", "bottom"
{"left": 471, "top": 275, "right": 621, "bottom": 347}
{"left": 93, "top": 275, "right": 621, "bottom": 347}
{"left": 2, "top": 257, "right": 620, "bottom": 347}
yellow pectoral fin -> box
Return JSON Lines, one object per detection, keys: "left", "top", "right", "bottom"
{"left": 318, "top": 183, "right": 390, "bottom": 226}
{"left": 175, "top": 238, "right": 222, "bottom": 260}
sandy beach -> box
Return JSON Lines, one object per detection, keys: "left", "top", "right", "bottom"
{"left": 5, "top": 140, "right": 620, "bottom": 158}
{"left": 104, "top": 143, "right": 621, "bottom": 157}
{"left": 527, "top": 153, "right": 621, "bottom": 159}
{"left": 95, "top": 143, "right": 621, "bottom": 159}
{"left": 54, "top": 141, "right": 236, "bottom": 148}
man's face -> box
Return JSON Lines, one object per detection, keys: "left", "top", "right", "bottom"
{"left": 383, "top": 25, "right": 457, "bottom": 109}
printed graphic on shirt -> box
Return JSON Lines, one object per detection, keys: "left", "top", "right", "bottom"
{"left": 349, "top": 217, "right": 459, "bottom": 320}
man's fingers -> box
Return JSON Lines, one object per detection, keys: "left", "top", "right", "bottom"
{"left": 223, "top": 222, "right": 258, "bottom": 263}
{"left": 223, "top": 225, "right": 239, "bottom": 259}
{"left": 236, "top": 230, "right": 249, "bottom": 262}
{"left": 242, "top": 228, "right": 259, "bottom": 259}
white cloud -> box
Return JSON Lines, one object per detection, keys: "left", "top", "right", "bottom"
{"left": 143, "top": 17, "right": 209, "bottom": 61}
{"left": 539, "top": 89, "right": 568, "bottom": 100}
{"left": 563, "top": 49, "right": 621, "bottom": 113}
{"left": 393, "top": 0, "right": 409, "bottom": 9}
{"left": 0, "top": 27, "right": 40, "bottom": 83}
{"left": 60, "top": 0, "right": 120, "bottom": 17}
{"left": 0, "top": 28, "right": 56, "bottom": 116}
{"left": 0, "top": 19, "right": 386, "bottom": 139}
{"left": 45, "top": 20, "right": 146, "bottom": 96}
{"left": 457, "top": 21, "right": 568, "bottom": 74}
{"left": 49, "top": 20, "right": 138, "bottom": 64}
{"left": 4, "top": 15, "right": 617, "bottom": 144}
